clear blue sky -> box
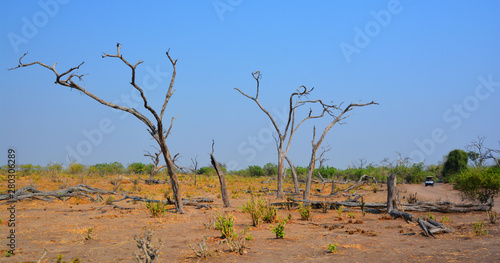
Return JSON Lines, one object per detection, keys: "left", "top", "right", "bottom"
{"left": 1, "top": 1, "right": 499, "bottom": 170}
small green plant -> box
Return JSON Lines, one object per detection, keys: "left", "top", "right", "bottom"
{"left": 298, "top": 203, "right": 311, "bottom": 221}
{"left": 287, "top": 213, "right": 292, "bottom": 221}
{"left": 336, "top": 205, "right": 344, "bottom": 218}
{"left": 145, "top": 201, "right": 167, "bottom": 218}
{"left": 245, "top": 234, "right": 253, "bottom": 241}
{"left": 85, "top": 227, "right": 94, "bottom": 240}
{"left": 56, "top": 254, "right": 81, "bottom": 263}
{"left": 271, "top": 219, "right": 287, "bottom": 239}
{"left": 426, "top": 212, "right": 435, "bottom": 220}
{"left": 347, "top": 212, "right": 356, "bottom": 219}
{"left": 371, "top": 185, "right": 379, "bottom": 193}
{"left": 5, "top": 251, "right": 14, "bottom": 257}
{"left": 473, "top": 220, "right": 488, "bottom": 236}
{"left": 215, "top": 213, "right": 236, "bottom": 240}
{"left": 241, "top": 195, "right": 266, "bottom": 226}
{"left": 328, "top": 243, "right": 338, "bottom": 253}
{"left": 441, "top": 215, "right": 453, "bottom": 223}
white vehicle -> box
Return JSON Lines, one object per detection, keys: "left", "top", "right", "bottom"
{"left": 425, "top": 176, "right": 434, "bottom": 187}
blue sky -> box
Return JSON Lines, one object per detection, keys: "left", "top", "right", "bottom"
{"left": 1, "top": 0, "right": 499, "bottom": 170}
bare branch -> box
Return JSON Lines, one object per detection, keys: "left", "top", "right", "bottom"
{"left": 160, "top": 49, "right": 177, "bottom": 120}
{"left": 165, "top": 114, "right": 179, "bottom": 138}
{"left": 10, "top": 52, "right": 158, "bottom": 138}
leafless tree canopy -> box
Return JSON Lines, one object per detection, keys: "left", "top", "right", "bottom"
{"left": 235, "top": 71, "right": 342, "bottom": 199}
{"left": 10, "top": 44, "right": 185, "bottom": 213}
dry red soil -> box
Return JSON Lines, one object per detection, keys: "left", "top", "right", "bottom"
{"left": 1, "top": 176, "right": 499, "bottom": 262}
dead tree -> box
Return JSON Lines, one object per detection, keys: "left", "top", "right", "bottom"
{"left": 236, "top": 71, "right": 330, "bottom": 199}
{"left": 285, "top": 156, "right": 300, "bottom": 194}
{"left": 143, "top": 150, "right": 167, "bottom": 184}
{"left": 387, "top": 173, "right": 398, "bottom": 213}
{"left": 10, "top": 44, "right": 185, "bottom": 213}
{"left": 210, "top": 140, "right": 230, "bottom": 207}
{"left": 303, "top": 101, "right": 378, "bottom": 200}
{"left": 191, "top": 156, "right": 199, "bottom": 186}
{"left": 465, "top": 136, "right": 491, "bottom": 168}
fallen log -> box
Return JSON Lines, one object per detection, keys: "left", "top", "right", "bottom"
{"left": 389, "top": 209, "right": 454, "bottom": 238}
{"left": 1, "top": 184, "right": 214, "bottom": 209}
{"left": 289, "top": 199, "right": 492, "bottom": 213}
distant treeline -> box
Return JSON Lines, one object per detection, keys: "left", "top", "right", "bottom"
{"left": 1, "top": 161, "right": 448, "bottom": 184}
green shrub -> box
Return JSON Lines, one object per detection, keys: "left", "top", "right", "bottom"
{"left": 442, "top": 149, "right": 468, "bottom": 181}
{"left": 298, "top": 203, "right": 311, "bottom": 221}
{"left": 67, "top": 163, "right": 85, "bottom": 174}
{"left": 271, "top": 220, "right": 286, "bottom": 239}
{"left": 454, "top": 167, "right": 500, "bottom": 204}
{"left": 247, "top": 165, "right": 265, "bottom": 177}
{"left": 241, "top": 195, "right": 266, "bottom": 226}
{"left": 128, "top": 162, "right": 147, "bottom": 174}
{"left": 263, "top": 163, "right": 278, "bottom": 176}
{"left": 215, "top": 213, "right": 236, "bottom": 239}
{"left": 45, "top": 162, "right": 63, "bottom": 172}
{"left": 263, "top": 205, "right": 278, "bottom": 223}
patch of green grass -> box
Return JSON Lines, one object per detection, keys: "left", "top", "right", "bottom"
{"left": 145, "top": 201, "right": 167, "bottom": 218}
{"left": 441, "top": 215, "right": 453, "bottom": 223}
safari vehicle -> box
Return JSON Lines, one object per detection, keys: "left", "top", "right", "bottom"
{"left": 425, "top": 176, "right": 434, "bottom": 187}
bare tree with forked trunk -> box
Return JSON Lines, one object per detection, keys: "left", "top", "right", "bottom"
{"left": 10, "top": 44, "right": 185, "bottom": 213}
{"left": 303, "top": 101, "right": 378, "bottom": 201}
{"left": 235, "top": 71, "right": 329, "bottom": 199}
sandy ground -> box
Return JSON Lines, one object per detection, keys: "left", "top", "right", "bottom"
{"left": 0, "top": 178, "right": 499, "bottom": 262}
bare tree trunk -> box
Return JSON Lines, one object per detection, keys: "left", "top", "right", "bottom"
{"left": 304, "top": 146, "right": 317, "bottom": 201}
{"left": 330, "top": 180, "right": 335, "bottom": 195}
{"left": 277, "top": 151, "right": 285, "bottom": 198}
{"left": 160, "top": 143, "right": 184, "bottom": 213}
{"left": 235, "top": 71, "right": 327, "bottom": 200}
{"left": 303, "top": 101, "right": 378, "bottom": 201}
{"left": 285, "top": 156, "right": 300, "bottom": 194}
{"left": 210, "top": 141, "right": 230, "bottom": 207}
{"left": 387, "top": 173, "right": 398, "bottom": 213}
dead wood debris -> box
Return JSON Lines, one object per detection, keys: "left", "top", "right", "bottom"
{"left": 0, "top": 184, "right": 213, "bottom": 209}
